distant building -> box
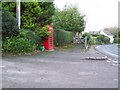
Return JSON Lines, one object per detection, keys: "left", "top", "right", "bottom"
{"left": 100, "top": 30, "right": 114, "bottom": 43}
{"left": 89, "top": 30, "right": 114, "bottom": 43}
{"left": 89, "top": 31, "right": 100, "bottom": 35}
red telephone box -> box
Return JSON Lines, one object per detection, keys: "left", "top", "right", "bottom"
{"left": 44, "top": 26, "right": 54, "bottom": 51}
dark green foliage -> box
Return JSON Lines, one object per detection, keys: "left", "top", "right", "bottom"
{"left": 82, "top": 33, "right": 91, "bottom": 42}
{"left": 2, "top": 36, "right": 36, "bottom": 54}
{"left": 2, "top": 9, "right": 19, "bottom": 39}
{"left": 97, "top": 34, "right": 105, "bottom": 44}
{"left": 2, "top": 2, "right": 56, "bottom": 54}
{"left": 118, "top": 31, "right": 120, "bottom": 38}
{"left": 2, "top": 2, "right": 55, "bottom": 31}
{"left": 114, "top": 38, "right": 120, "bottom": 44}
{"left": 96, "top": 34, "right": 110, "bottom": 44}
{"left": 20, "top": 2, "right": 42, "bottom": 30}
{"left": 54, "top": 29, "right": 74, "bottom": 46}
{"left": 52, "top": 6, "right": 85, "bottom": 33}
{"left": 0, "top": 4, "right": 2, "bottom": 33}
{"left": 2, "top": 2, "right": 16, "bottom": 17}
{"left": 38, "top": 2, "right": 55, "bottom": 26}
{"left": 89, "top": 34, "right": 110, "bottom": 45}
{"left": 103, "top": 37, "right": 110, "bottom": 44}
{"left": 19, "top": 29, "right": 42, "bottom": 48}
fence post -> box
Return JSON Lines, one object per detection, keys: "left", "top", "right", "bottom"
{"left": 85, "top": 36, "right": 88, "bottom": 49}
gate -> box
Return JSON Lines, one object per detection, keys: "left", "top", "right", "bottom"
{"left": 73, "top": 36, "right": 84, "bottom": 44}
{"left": 73, "top": 36, "right": 88, "bottom": 49}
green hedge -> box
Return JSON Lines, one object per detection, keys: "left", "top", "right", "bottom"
{"left": 114, "top": 38, "right": 120, "bottom": 43}
{"left": 2, "top": 36, "right": 36, "bottom": 54}
{"left": 54, "top": 29, "right": 74, "bottom": 46}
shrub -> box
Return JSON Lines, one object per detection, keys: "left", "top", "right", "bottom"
{"left": 97, "top": 34, "right": 105, "bottom": 44}
{"left": 39, "top": 26, "right": 50, "bottom": 40}
{"left": 20, "top": 29, "right": 41, "bottom": 48}
{"left": 89, "top": 38, "right": 99, "bottom": 45}
{"left": 54, "top": 29, "right": 74, "bottom": 46}
{"left": 114, "top": 38, "right": 120, "bottom": 44}
{"left": 89, "top": 35, "right": 110, "bottom": 45}
{"left": 2, "top": 36, "right": 36, "bottom": 54}
{"left": 96, "top": 34, "right": 104, "bottom": 43}
{"left": 96, "top": 34, "right": 110, "bottom": 44}
{"left": 82, "top": 33, "right": 91, "bottom": 42}
{"left": 104, "top": 37, "right": 110, "bottom": 44}
{"left": 2, "top": 9, "right": 19, "bottom": 39}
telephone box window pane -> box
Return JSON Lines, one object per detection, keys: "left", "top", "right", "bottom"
{"left": 50, "top": 35, "right": 52, "bottom": 46}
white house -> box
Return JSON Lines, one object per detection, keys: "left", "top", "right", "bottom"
{"left": 100, "top": 30, "right": 114, "bottom": 43}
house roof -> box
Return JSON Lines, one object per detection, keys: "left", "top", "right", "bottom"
{"left": 102, "top": 30, "right": 113, "bottom": 36}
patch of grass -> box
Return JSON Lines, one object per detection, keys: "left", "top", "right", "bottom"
{"left": 2, "top": 49, "right": 51, "bottom": 57}
{"left": 117, "top": 44, "right": 120, "bottom": 48}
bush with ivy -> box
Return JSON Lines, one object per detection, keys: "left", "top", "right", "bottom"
{"left": 39, "top": 26, "right": 50, "bottom": 46}
{"left": 39, "top": 26, "right": 50, "bottom": 42}
{"left": 20, "top": 29, "right": 42, "bottom": 48}
{"left": 2, "top": 36, "right": 36, "bottom": 54}
{"left": 54, "top": 29, "right": 73, "bottom": 46}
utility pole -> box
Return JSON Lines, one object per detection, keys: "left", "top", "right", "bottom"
{"left": 16, "top": 0, "right": 21, "bottom": 29}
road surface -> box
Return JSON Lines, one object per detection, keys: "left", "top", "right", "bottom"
{"left": 95, "top": 44, "right": 119, "bottom": 62}
{"left": 2, "top": 45, "right": 118, "bottom": 88}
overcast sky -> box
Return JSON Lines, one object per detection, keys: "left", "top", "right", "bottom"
{"left": 53, "top": 0, "right": 119, "bottom": 32}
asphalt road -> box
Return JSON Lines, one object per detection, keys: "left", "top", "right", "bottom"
{"left": 2, "top": 45, "right": 118, "bottom": 88}
{"left": 95, "top": 44, "right": 119, "bottom": 61}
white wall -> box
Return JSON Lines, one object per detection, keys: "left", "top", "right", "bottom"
{"left": 100, "top": 31, "right": 114, "bottom": 43}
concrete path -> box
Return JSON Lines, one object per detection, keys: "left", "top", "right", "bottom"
{"left": 2, "top": 45, "right": 118, "bottom": 88}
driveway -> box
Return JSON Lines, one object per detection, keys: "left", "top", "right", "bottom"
{"left": 2, "top": 45, "right": 118, "bottom": 88}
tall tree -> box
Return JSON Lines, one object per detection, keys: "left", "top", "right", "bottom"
{"left": 38, "top": 2, "right": 55, "bottom": 26}
{"left": 2, "top": 1, "right": 55, "bottom": 32}
{"left": 52, "top": 5, "right": 86, "bottom": 33}
{"left": 20, "top": 2, "right": 42, "bottom": 31}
